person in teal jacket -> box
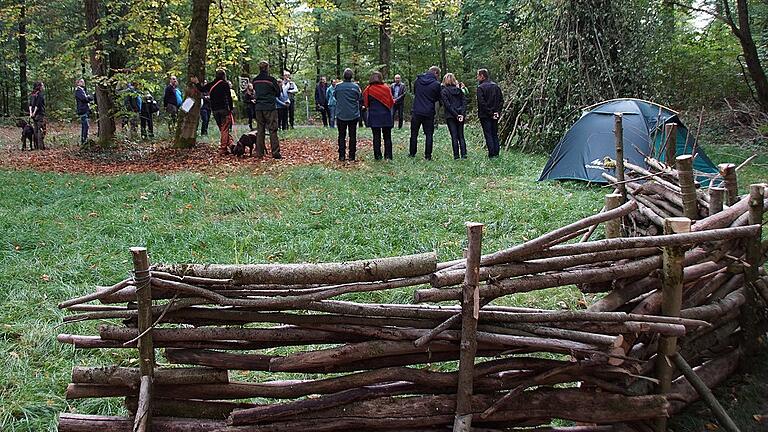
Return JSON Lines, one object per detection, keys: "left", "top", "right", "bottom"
{"left": 326, "top": 79, "right": 337, "bottom": 128}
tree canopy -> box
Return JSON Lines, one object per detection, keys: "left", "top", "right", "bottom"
{"left": 0, "top": 0, "right": 763, "bottom": 149}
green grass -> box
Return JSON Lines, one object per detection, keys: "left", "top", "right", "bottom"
{"left": 0, "top": 122, "right": 765, "bottom": 431}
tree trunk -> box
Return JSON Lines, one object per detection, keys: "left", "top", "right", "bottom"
{"left": 174, "top": 0, "right": 211, "bottom": 148}
{"left": 84, "top": 0, "right": 116, "bottom": 146}
{"left": 732, "top": 0, "right": 768, "bottom": 111}
{"left": 18, "top": 0, "right": 28, "bottom": 116}
{"left": 315, "top": 28, "right": 321, "bottom": 79}
{"left": 378, "top": 0, "right": 391, "bottom": 78}
{"left": 336, "top": 35, "right": 341, "bottom": 79}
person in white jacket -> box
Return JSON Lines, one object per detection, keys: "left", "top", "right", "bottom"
{"left": 282, "top": 71, "right": 299, "bottom": 128}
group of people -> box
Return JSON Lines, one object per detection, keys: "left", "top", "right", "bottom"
{"left": 29, "top": 63, "right": 502, "bottom": 161}
{"left": 316, "top": 66, "right": 503, "bottom": 161}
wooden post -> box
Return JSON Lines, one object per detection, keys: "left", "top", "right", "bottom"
{"left": 604, "top": 193, "right": 623, "bottom": 239}
{"left": 671, "top": 354, "right": 742, "bottom": 432}
{"left": 742, "top": 184, "right": 765, "bottom": 355}
{"left": 453, "top": 222, "right": 483, "bottom": 432}
{"left": 130, "top": 247, "right": 154, "bottom": 432}
{"left": 676, "top": 155, "right": 698, "bottom": 220}
{"left": 709, "top": 187, "right": 725, "bottom": 215}
{"left": 664, "top": 123, "right": 678, "bottom": 167}
{"left": 718, "top": 163, "right": 738, "bottom": 206}
{"left": 655, "top": 217, "right": 691, "bottom": 432}
{"left": 614, "top": 113, "right": 627, "bottom": 200}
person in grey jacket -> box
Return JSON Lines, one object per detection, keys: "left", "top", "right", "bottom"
{"left": 333, "top": 69, "right": 361, "bottom": 161}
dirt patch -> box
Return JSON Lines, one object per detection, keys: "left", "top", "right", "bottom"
{"left": 0, "top": 125, "right": 362, "bottom": 175}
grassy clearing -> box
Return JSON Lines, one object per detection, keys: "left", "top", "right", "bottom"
{"left": 0, "top": 122, "right": 765, "bottom": 431}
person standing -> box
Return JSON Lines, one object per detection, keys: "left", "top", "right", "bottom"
{"left": 28, "top": 81, "right": 46, "bottom": 150}
{"left": 140, "top": 90, "right": 158, "bottom": 140}
{"left": 163, "top": 75, "right": 181, "bottom": 132}
{"left": 251, "top": 61, "right": 282, "bottom": 159}
{"left": 326, "top": 79, "right": 337, "bottom": 128}
{"left": 123, "top": 81, "right": 141, "bottom": 140}
{"left": 192, "top": 70, "right": 234, "bottom": 155}
{"left": 243, "top": 82, "right": 256, "bottom": 130}
{"left": 315, "top": 76, "right": 329, "bottom": 127}
{"left": 74, "top": 78, "right": 94, "bottom": 145}
{"left": 283, "top": 71, "right": 298, "bottom": 128}
{"left": 408, "top": 66, "right": 441, "bottom": 160}
{"left": 440, "top": 73, "right": 468, "bottom": 159}
{"left": 276, "top": 79, "right": 290, "bottom": 131}
{"left": 476, "top": 68, "right": 504, "bottom": 158}
{"left": 390, "top": 74, "right": 407, "bottom": 129}
{"left": 199, "top": 81, "right": 211, "bottom": 136}
{"left": 362, "top": 71, "right": 394, "bottom": 160}
{"left": 333, "top": 68, "right": 361, "bottom": 161}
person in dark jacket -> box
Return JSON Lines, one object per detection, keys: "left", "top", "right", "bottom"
{"left": 28, "top": 81, "right": 46, "bottom": 150}
{"left": 199, "top": 80, "right": 211, "bottom": 136}
{"left": 476, "top": 68, "right": 504, "bottom": 158}
{"left": 390, "top": 74, "right": 407, "bottom": 129}
{"left": 333, "top": 68, "right": 361, "bottom": 161}
{"left": 315, "top": 76, "right": 330, "bottom": 127}
{"left": 362, "top": 71, "right": 394, "bottom": 160}
{"left": 140, "top": 91, "right": 158, "bottom": 140}
{"left": 193, "top": 70, "right": 234, "bottom": 155}
{"left": 408, "top": 66, "right": 441, "bottom": 160}
{"left": 440, "top": 73, "right": 468, "bottom": 159}
{"left": 243, "top": 83, "right": 256, "bottom": 130}
{"left": 163, "top": 76, "right": 181, "bottom": 132}
{"left": 251, "top": 61, "right": 282, "bottom": 159}
{"left": 74, "top": 78, "right": 94, "bottom": 145}
{"left": 122, "top": 82, "right": 141, "bottom": 140}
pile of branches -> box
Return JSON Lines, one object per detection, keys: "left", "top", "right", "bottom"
{"left": 55, "top": 178, "right": 766, "bottom": 431}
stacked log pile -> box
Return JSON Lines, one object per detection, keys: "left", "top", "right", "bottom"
{"left": 55, "top": 160, "right": 766, "bottom": 430}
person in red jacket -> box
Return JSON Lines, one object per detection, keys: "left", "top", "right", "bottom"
{"left": 362, "top": 71, "right": 395, "bottom": 160}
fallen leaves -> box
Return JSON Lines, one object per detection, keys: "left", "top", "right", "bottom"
{"left": 1, "top": 130, "right": 354, "bottom": 176}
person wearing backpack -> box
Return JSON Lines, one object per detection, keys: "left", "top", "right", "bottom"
{"left": 140, "top": 91, "right": 159, "bottom": 140}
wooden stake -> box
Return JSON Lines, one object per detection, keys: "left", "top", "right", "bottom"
{"left": 604, "top": 193, "right": 623, "bottom": 239}
{"left": 130, "top": 247, "right": 154, "bottom": 432}
{"left": 676, "top": 155, "right": 698, "bottom": 220}
{"left": 709, "top": 187, "right": 725, "bottom": 215}
{"left": 453, "top": 222, "right": 483, "bottom": 432}
{"left": 655, "top": 217, "right": 690, "bottom": 432}
{"left": 131, "top": 247, "right": 155, "bottom": 377}
{"left": 718, "top": 163, "right": 738, "bottom": 206}
{"left": 132, "top": 375, "right": 151, "bottom": 432}
{"left": 742, "top": 184, "right": 766, "bottom": 355}
{"left": 614, "top": 113, "right": 627, "bottom": 200}
{"left": 664, "top": 123, "right": 678, "bottom": 167}
{"left": 671, "top": 353, "right": 742, "bottom": 432}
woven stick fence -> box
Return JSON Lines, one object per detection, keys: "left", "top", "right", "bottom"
{"left": 56, "top": 123, "right": 767, "bottom": 432}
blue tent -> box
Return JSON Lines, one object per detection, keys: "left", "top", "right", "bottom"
{"left": 538, "top": 99, "right": 719, "bottom": 185}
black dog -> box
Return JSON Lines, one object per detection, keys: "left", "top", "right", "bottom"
{"left": 232, "top": 133, "right": 256, "bottom": 157}
{"left": 16, "top": 119, "right": 35, "bottom": 150}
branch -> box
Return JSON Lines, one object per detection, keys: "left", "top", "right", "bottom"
{"left": 669, "top": 1, "right": 734, "bottom": 30}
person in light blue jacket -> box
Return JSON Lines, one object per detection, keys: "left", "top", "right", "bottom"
{"left": 276, "top": 79, "right": 291, "bottom": 131}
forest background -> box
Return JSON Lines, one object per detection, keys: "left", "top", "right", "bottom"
{"left": 1, "top": 0, "right": 767, "bottom": 151}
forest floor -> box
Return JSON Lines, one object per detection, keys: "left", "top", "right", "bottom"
{"left": 0, "top": 118, "right": 766, "bottom": 431}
